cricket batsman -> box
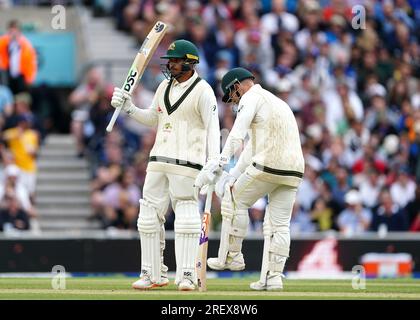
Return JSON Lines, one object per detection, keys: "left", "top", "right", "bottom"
{"left": 195, "top": 67, "right": 304, "bottom": 290}
{"left": 111, "top": 39, "right": 220, "bottom": 291}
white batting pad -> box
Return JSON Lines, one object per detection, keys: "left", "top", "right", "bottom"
{"left": 137, "top": 200, "right": 161, "bottom": 283}
{"left": 216, "top": 191, "right": 249, "bottom": 265}
{"left": 174, "top": 201, "right": 201, "bottom": 285}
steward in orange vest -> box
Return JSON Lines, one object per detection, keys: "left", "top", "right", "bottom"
{"left": 0, "top": 20, "right": 37, "bottom": 93}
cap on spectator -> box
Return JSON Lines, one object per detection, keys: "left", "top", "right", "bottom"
{"left": 156, "top": 1, "right": 170, "bottom": 14}
{"left": 280, "top": 14, "right": 299, "bottom": 33}
{"left": 383, "top": 134, "right": 399, "bottom": 155}
{"left": 367, "top": 83, "right": 387, "bottom": 98}
{"left": 276, "top": 78, "right": 292, "bottom": 93}
{"left": 186, "top": 0, "right": 201, "bottom": 10}
{"left": 14, "top": 92, "right": 32, "bottom": 105}
{"left": 305, "top": 0, "right": 321, "bottom": 12}
{"left": 330, "top": 14, "right": 346, "bottom": 27}
{"left": 345, "top": 190, "right": 362, "bottom": 205}
{"left": 5, "top": 164, "right": 20, "bottom": 177}
{"left": 306, "top": 123, "right": 323, "bottom": 141}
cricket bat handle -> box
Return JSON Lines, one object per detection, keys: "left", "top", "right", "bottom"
{"left": 106, "top": 105, "right": 122, "bottom": 133}
{"left": 204, "top": 184, "right": 214, "bottom": 212}
{"left": 198, "top": 185, "right": 214, "bottom": 292}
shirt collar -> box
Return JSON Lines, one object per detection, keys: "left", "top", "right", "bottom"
{"left": 172, "top": 71, "right": 198, "bottom": 88}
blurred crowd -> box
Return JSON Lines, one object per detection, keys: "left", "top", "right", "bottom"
{"left": 1, "top": 0, "right": 420, "bottom": 236}
{"left": 79, "top": 0, "right": 420, "bottom": 234}
{"left": 0, "top": 19, "right": 40, "bottom": 232}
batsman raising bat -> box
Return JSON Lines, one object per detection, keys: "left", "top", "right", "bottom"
{"left": 111, "top": 39, "right": 220, "bottom": 291}
{"left": 194, "top": 67, "right": 304, "bottom": 290}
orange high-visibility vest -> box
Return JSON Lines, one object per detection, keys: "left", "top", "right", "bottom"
{"left": 0, "top": 34, "right": 37, "bottom": 85}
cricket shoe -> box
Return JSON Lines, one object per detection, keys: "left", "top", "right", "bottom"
{"left": 132, "top": 274, "right": 169, "bottom": 290}
{"left": 177, "top": 278, "right": 196, "bottom": 291}
{"left": 207, "top": 252, "right": 245, "bottom": 271}
{"left": 250, "top": 272, "right": 284, "bottom": 291}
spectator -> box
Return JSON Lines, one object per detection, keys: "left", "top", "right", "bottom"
{"left": 235, "top": 14, "right": 274, "bottom": 74}
{"left": 69, "top": 66, "right": 112, "bottom": 158}
{"left": 202, "top": 0, "right": 231, "bottom": 30}
{"left": 295, "top": 0, "right": 324, "bottom": 56}
{"left": 296, "top": 165, "right": 320, "bottom": 211}
{"left": 322, "top": 78, "right": 363, "bottom": 136}
{"left": 390, "top": 166, "right": 416, "bottom": 208}
{"left": 310, "top": 197, "right": 335, "bottom": 232}
{"left": 101, "top": 168, "right": 141, "bottom": 229}
{"left": 2, "top": 113, "right": 39, "bottom": 200}
{"left": 371, "top": 189, "right": 409, "bottom": 232}
{"left": 261, "top": 0, "right": 299, "bottom": 36}
{"left": 330, "top": 166, "right": 353, "bottom": 207}
{"left": 0, "top": 194, "right": 30, "bottom": 231}
{"left": 3, "top": 92, "right": 43, "bottom": 137}
{"left": 0, "top": 20, "right": 37, "bottom": 94}
{"left": 290, "top": 201, "right": 316, "bottom": 234}
{"left": 274, "top": 77, "right": 293, "bottom": 105}
{"left": 0, "top": 164, "right": 35, "bottom": 218}
{"left": 358, "top": 167, "right": 385, "bottom": 209}
{"left": 337, "top": 190, "right": 372, "bottom": 236}
{"left": 342, "top": 119, "right": 371, "bottom": 167}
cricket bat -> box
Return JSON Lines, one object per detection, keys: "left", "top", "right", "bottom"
{"left": 197, "top": 185, "right": 214, "bottom": 292}
{"left": 106, "top": 21, "right": 169, "bottom": 133}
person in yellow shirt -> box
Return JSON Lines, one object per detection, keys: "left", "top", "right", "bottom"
{"left": 3, "top": 113, "right": 39, "bottom": 199}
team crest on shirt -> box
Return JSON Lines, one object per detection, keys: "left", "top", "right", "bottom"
{"left": 163, "top": 122, "right": 172, "bottom": 133}
{"left": 157, "top": 106, "right": 163, "bottom": 113}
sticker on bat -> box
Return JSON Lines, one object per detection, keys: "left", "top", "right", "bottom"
{"left": 199, "top": 213, "right": 210, "bottom": 245}
{"left": 155, "top": 22, "right": 165, "bottom": 33}
{"left": 124, "top": 69, "right": 138, "bottom": 92}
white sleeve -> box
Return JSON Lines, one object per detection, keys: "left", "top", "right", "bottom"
{"left": 127, "top": 105, "right": 158, "bottom": 127}
{"left": 220, "top": 94, "right": 257, "bottom": 164}
{"left": 231, "top": 133, "right": 253, "bottom": 176}
{"left": 199, "top": 86, "right": 220, "bottom": 160}
{"left": 126, "top": 87, "right": 160, "bottom": 127}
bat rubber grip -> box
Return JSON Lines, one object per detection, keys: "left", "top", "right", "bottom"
{"left": 106, "top": 96, "right": 127, "bottom": 133}
{"left": 204, "top": 185, "right": 214, "bottom": 213}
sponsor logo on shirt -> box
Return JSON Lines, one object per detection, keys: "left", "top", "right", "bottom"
{"left": 163, "top": 122, "right": 172, "bottom": 133}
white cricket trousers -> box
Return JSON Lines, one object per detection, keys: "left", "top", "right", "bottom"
{"left": 141, "top": 170, "right": 196, "bottom": 216}
{"left": 233, "top": 172, "right": 298, "bottom": 257}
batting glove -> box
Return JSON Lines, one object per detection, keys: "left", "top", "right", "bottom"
{"left": 215, "top": 167, "right": 241, "bottom": 198}
{"left": 193, "top": 159, "right": 223, "bottom": 199}
{"left": 111, "top": 87, "right": 134, "bottom": 113}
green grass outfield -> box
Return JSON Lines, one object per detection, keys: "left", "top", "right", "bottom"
{"left": 1, "top": 277, "right": 420, "bottom": 300}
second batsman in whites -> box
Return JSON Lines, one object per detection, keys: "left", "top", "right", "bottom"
{"left": 195, "top": 67, "right": 304, "bottom": 290}
{"left": 111, "top": 40, "right": 220, "bottom": 291}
